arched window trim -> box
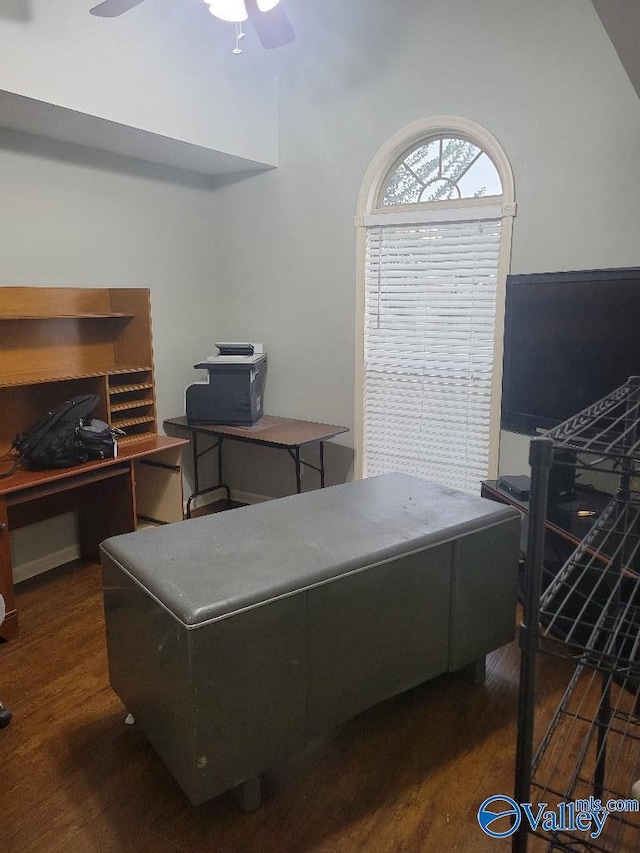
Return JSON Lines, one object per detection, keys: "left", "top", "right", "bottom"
{"left": 356, "top": 116, "right": 516, "bottom": 220}
{"left": 376, "top": 131, "right": 503, "bottom": 209}
{"left": 371, "top": 194, "right": 505, "bottom": 218}
{"left": 354, "top": 116, "right": 516, "bottom": 483}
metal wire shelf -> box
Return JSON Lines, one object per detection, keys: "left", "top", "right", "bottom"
{"left": 538, "top": 492, "right": 640, "bottom": 679}
{"left": 513, "top": 377, "right": 640, "bottom": 853}
{"left": 528, "top": 667, "right": 640, "bottom": 852}
{"left": 544, "top": 377, "right": 640, "bottom": 472}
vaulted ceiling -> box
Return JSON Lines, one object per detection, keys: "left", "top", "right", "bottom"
{"left": 0, "top": 1, "right": 638, "bottom": 178}
{"left": 0, "top": 0, "right": 345, "bottom": 175}
{"left": 591, "top": 0, "right": 640, "bottom": 100}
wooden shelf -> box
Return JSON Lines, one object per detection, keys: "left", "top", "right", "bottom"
{"left": 110, "top": 400, "right": 154, "bottom": 413}
{"left": 106, "top": 366, "right": 154, "bottom": 376}
{"left": 0, "top": 312, "right": 134, "bottom": 320}
{"left": 113, "top": 416, "right": 156, "bottom": 429}
{"left": 0, "top": 286, "right": 146, "bottom": 319}
{"left": 119, "top": 433, "right": 162, "bottom": 445}
{"left": 108, "top": 371, "right": 153, "bottom": 388}
{"left": 109, "top": 382, "right": 154, "bottom": 395}
{"left": 0, "top": 364, "right": 154, "bottom": 389}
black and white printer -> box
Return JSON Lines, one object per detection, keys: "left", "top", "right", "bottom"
{"left": 186, "top": 343, "right": 267, "bottom": 425}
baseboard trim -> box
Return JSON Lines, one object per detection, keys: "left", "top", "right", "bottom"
{"left": 185, "top": 488, "right": 271, "bottom": 513}
{"left": 186, "top": 489, "right": 227, "bottom": 512}
{"left": 14, "top": 544, "right": 82, "bottom": 584}
{"left": 230, "top": 489, "right": 271, "bottom": 505}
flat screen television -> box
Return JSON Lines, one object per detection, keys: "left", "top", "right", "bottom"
{"left": 500, "top": 267, "right": 640, "bottom": 435}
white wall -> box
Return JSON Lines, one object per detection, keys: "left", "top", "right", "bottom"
{"left": 0, "top": 127, "right": 220, "bottom": 574}
{"left": 0, "top": 129, "right": 219, "bottom": 420}
{"left": 209, "top": 0, "right": 640, "bottom": 490}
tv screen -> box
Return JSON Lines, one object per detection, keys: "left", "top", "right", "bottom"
{"left": 501, "top": 267, "right": 640, "bottom": 434}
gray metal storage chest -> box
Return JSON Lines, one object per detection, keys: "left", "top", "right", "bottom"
{"left": 100, "top": 473, "right": 520, "bottom": 807}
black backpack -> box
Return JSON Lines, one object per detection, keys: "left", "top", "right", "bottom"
{"left": 12, "top": 394, "right": 99, "bottom": 470}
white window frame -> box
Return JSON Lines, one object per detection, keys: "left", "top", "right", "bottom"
{"left": 354, "top": 116, "right": 516, "bottom": 484}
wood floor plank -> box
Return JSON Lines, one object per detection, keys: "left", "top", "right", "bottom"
{"left": 0, "top": 557, "right": 619, "bottom": 852}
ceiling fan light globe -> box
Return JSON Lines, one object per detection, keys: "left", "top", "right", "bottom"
{"left": 256, "top": 0, "right": 280, "bottom": 11}
{"left": 207, "top": 0, "right": 248, "bottom": 23}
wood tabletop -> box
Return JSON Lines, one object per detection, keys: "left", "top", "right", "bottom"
{"left": 164, "top": 415, "right": 349, "bottom": 448}
{"left": 0, "top": 434, "right": 187, "bottom": 497}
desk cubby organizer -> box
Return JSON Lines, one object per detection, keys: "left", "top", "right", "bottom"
{"left": 514, "top": 376, "right": 640, "bottom": 852}
{"left": 0, "top": 286, "right": 186, "bottom": 643}
{"left": 0, "top": 287, "right": 158, "bottom": 449}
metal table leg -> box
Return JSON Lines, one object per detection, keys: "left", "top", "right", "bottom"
{"left": 287, "top": 441, "right": 328, "bottom": 494}
{"left": 185, "top": 432, "right": 231, "bottom": 519}
{"left": 295, "top": 446, "right": 301, "bottom": 493}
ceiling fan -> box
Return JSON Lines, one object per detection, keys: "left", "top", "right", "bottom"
{"left": 89, "top": 0, "right": 295, "bottom": 52}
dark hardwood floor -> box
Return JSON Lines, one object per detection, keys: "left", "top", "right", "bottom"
{"left": 0, "top": 557, "right": 584, "bottom": 852}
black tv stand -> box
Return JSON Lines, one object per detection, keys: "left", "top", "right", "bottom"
{"left": 481, "top": 479, "right": 614, "bottom": 556}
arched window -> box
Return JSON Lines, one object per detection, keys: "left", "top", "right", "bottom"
{"left": 355, "top": 117, "right": 516, "bottom": 494}
{"left": 381, "top": 136, "right": 503, "bottom": 205}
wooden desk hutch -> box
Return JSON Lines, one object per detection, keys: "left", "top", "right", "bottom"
{"left": 0, "top": 286, "right": 187, "bottom": 641}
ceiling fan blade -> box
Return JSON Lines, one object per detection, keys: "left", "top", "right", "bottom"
{"left": 245, "top": 0, "right": 295, "bottom": 49}
{"left": 90, "top": 0, "right": 149, "bottom": 17}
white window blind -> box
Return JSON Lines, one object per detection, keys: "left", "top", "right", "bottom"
{"left": 363, "top": 213, "right": 502, "bottom": 494}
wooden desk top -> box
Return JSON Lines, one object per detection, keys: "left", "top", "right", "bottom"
{"left": 0, "top": 435, "right": 187, "bottom": 497}
{"left": 164, "top": 415, "right": 349, "bottom": 449}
